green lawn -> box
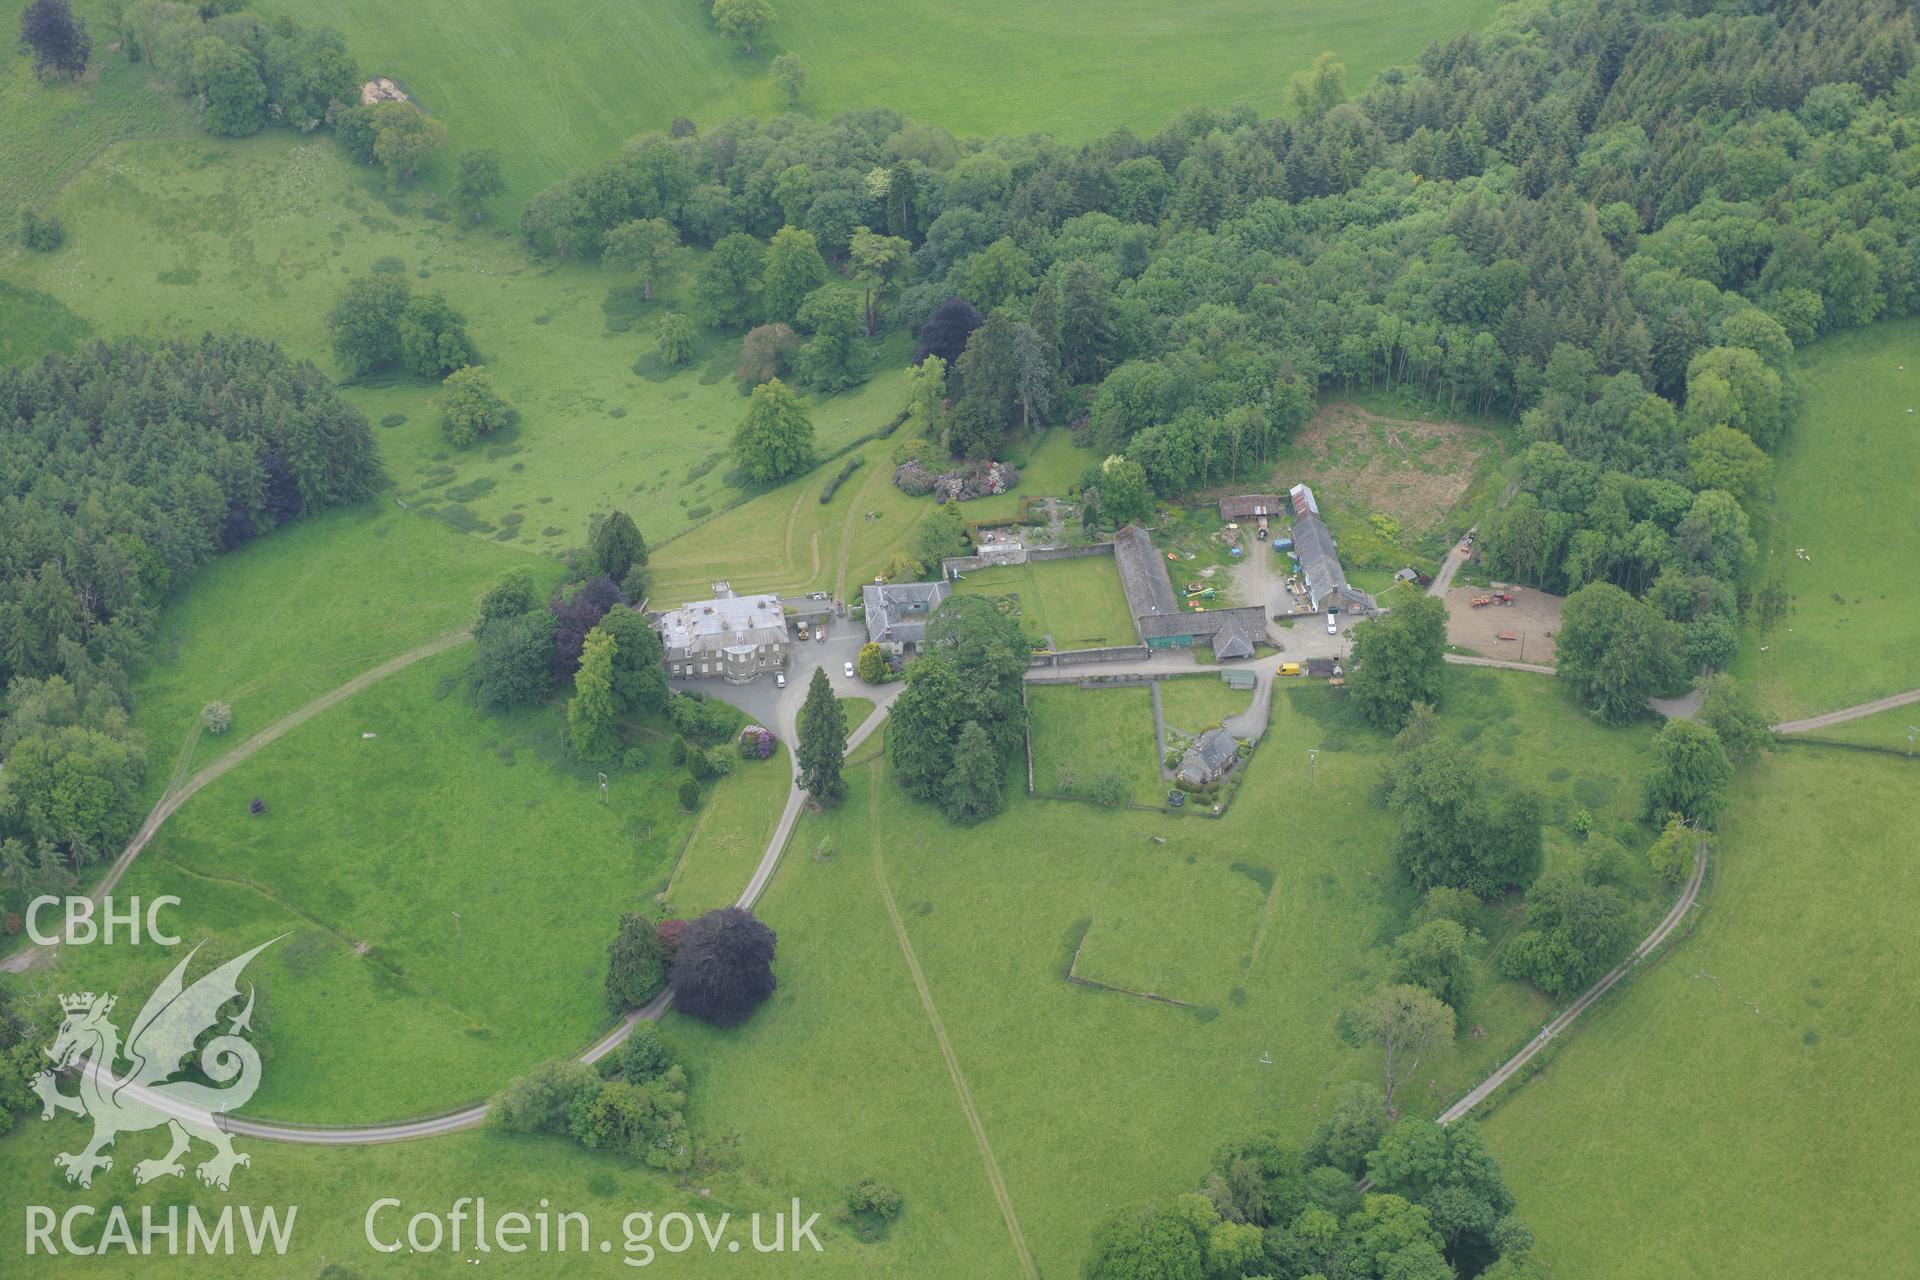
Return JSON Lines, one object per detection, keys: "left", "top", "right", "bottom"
{"left": 1732, "top": 319, "right": 1920, "bottom": 721}
{"left": 129, "top": 503, "right": 551, "bottom": 796}
{"left": 961, "top": 428, "right": 1099, "bottom": 523}
{"left": 1026, "top": 684, "right": 1163, "bottom": 806}
{"left": 1158, "top": 673, "right": 1254, "bottom": 733}
{"left": 1483, "top": 746, "right": 1920, "bottom": 1277}
{"left": 0, "top": 1121, "right": 886, "bottom": 1276}
{"left": 32, "top": 649, "right": 698, "bottom": 1122}
{"left": 1780, "top": 702, "right": 1920, "bottom": 753}
{"left": 666, "top": 744, "right": 793, "bottom": 918}
{"left": 951, "top": 554, "right": 1137, "bottom": 650}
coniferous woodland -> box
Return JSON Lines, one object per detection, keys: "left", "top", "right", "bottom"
{"left": 0, "top": 338, "right": 378, "bottom": 875}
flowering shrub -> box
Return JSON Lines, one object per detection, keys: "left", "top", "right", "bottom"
{"left": 900, "top": 459, "right": 1021, "bottom": 503}
{"left": 737, "top": 725, "right": 777, "bottom": 759}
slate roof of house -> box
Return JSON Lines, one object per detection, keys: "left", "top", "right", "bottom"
{"left": 657, "top": 591, "right": 786, "bottom": 660}
{"left": 1113, "top": 524, "right": 1178, "bottom": 623}
{"left": 1176, "top": 727, "right": 1241, "bottom": 785}
{"left": 1135, "top": 605, "right": 1267, "bottom": 658}
{"left": 1290, "top": 511, "right": 1373, "bottom": 613}
{"left": 862, "top": 580, "right": 952, "bottom": 646}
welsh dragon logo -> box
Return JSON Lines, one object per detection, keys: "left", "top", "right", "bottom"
{"left": 34, "top": 938, "right": 279, "bottom": 1191}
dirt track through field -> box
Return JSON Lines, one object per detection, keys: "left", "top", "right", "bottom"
{"left": 869, "top": 772, "right": 1040, "bottom": 1280}
{"left": 0, "top": 628, "right": 473, "bottom": 975}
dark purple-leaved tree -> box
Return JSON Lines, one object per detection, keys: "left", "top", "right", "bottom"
{"left": 549, "top": 575, "right": 627, "bottom": 678}
{"left": 19, "top": 0, "right": 90, "bottom": 80}
{"left": 913, "top": 296, "right": 983, "bottom": 368}
{"left": 669, "top": 907, "right": 777, "bottom": 1027}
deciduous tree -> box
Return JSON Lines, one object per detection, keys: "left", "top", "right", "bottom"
{"left": 670, "top": 907, "right": 777, "bottom": 1026}
{"left": 567, "top": 627, "right": 621, "bottom": 762}
{"left": 18, "top": 0, "right": 89, "bottom": 79}
{"left": 454, "top": 149, "right": 504, "bottom": 219}
{"left": 1642, "top": 718, "right": 1733, "bottom": 825}
{"left": 732, "top": 378, "right": 814, "bottom": 483}
{"left": 1349, "top": 596, "right": 1447, "bottom": 730}
{"left": 1339, "top": 984, "right": 1455, "bottom": 1114}
{"left": 435, "top": 365, "right": 512, "bottom": 446}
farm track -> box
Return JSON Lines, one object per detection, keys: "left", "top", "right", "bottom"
{"left": 1, "top": 628, "right": 474, "bottom": 975}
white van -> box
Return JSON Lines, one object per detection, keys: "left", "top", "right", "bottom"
{"left": 1326, "top": 612, "right": 1338, "bottom": 634}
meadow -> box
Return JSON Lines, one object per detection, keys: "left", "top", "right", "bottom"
{"left": 32, "top": 648, "right": 701, "bottom": 1122}
{"left": 950, "top": 554, "right": 1138, "bottom": 650}
{"left": 1482, "top": 745, "right": 1920, "bottom": 1277}
{"left": 664, "top": 743, "right": 794, "bottom": 918}
{"left": 233, "top": 0, "right": 1503, "bottom": 208}
{"left": 1730, "top": 319, "right": 1920, "bottom": 721}
{"left": 128, "top": 502, "right": 550, "bottom": 794}
{"left": 1025, "top": 684, "right": 1163, "bottom": 805}
{"left": 0, "top": 134, "right": 909, "bottom": 555}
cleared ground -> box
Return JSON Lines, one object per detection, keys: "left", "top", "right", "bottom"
{"left": 1484, "top": 746, "right": 1920, "bottom": 1277}
{"left": 1443, "top": 585, "right": 1564, "bottom": 663}
{"left": 1273, "top": 402, "right": 1508, "bottom": 576}
{"left": 1732, "top": 319, "right": 1920, "bottom": 721}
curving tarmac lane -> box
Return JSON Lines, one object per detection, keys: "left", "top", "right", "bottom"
{"left": 222, "top": 686, "right": 897, "bottom": 1145}
{"left": 31, "top": 619, "right": 1907, "bottom": 1147}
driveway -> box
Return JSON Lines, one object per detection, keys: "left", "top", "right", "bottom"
{"left": 670, "top": 616, "right": 900, "bottom": 774}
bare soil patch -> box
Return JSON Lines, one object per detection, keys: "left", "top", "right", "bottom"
{"left": 1284, "top": 404, "right": 1500, "bottom": 534}
{"left": 1444, "top": 586, "right": 1564, "bottom": 663}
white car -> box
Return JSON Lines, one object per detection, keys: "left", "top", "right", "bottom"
{"left": 1327, "top": 612, "right": 1338, "bottom": 634}
{"left": 775, "top": 671, "right": 786, "bottom": 688}
{"left": 844, "top": 661, "right": 856, "bottom": 678}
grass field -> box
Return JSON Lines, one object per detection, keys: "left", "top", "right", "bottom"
{"left": 665, "top": 744, "right": 793, "bottom": 918}
{"left": 0, "top": 5, "right": 197, "bottom": 210}
{"left": 222, "top": 0, "right": 1504, "bottom": 211}
{"left": 951, "top": 554, "right": 1137, "bottom": 650}
{"left": 28, "top": 648, "right": 698, "bottom": 1121}
{"left": 1158, "top": 673, "right": 1254, "bottom": 732}
{"left": 1483, "top": 746, "right": 1920, "bottom": 1277}
{"left": 1026, "top": 684, "right": 1163, "bottom": 805}
{"left": 0, "top": 134, "right": 908, "bottom": 553}
{"left": 129, "top": 503, "right": 550, "bottom": 795}
{"left": 1731, "top": 319, "right": 1920, "bottom": 721}
{"left": 1780, "top": 703, "right": 1920, "bottom": 753}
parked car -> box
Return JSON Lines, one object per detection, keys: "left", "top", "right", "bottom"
{"left": 816, "top": 624, "right": 826, "bottom": 642}
{"left": 1326, "top": 612, "right": 1338, "bottom": 634}
{"left": 844, "top": 661, "right": 856, "bottom": 678}
{"left": 775, "top": 671, "right": 786, "bottom": 688}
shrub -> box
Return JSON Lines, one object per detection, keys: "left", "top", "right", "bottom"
{"left": 737, "top": 725, "right": 776, "bottom": 759}
{"left": 687, "top": 749, "right": 715, "bottom": 783}
{"left": 819, "top": 454, "right": 864, "bottom": 504}
{"left": 604, "top": 912, "right": 668, "bottom": 1012}
{"left": 668, "top": 737, "right": 688, "bottom": 766}
{"left": 201, "top": 701, "right": 233, "bottom": 735}
{"left": 844, "top": 1178, "right": 903, "bottom": 1224}
{"left": 1088, "top": 771, "right": 1128, "bottom": 808}
{"left": 621, "top": 746, "right": 649, "bottom": 770}
{"left": 677, "top": 778, "right": 700, "bottom": 810}
{"left": 620, "top": 1022, "right": 670, "bottom": 1083}
{"left": 19, "top": 209, "right": 64, "bottom": 252}
{"left": 856, "top": 642, "right": 889, "bottom": 683}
